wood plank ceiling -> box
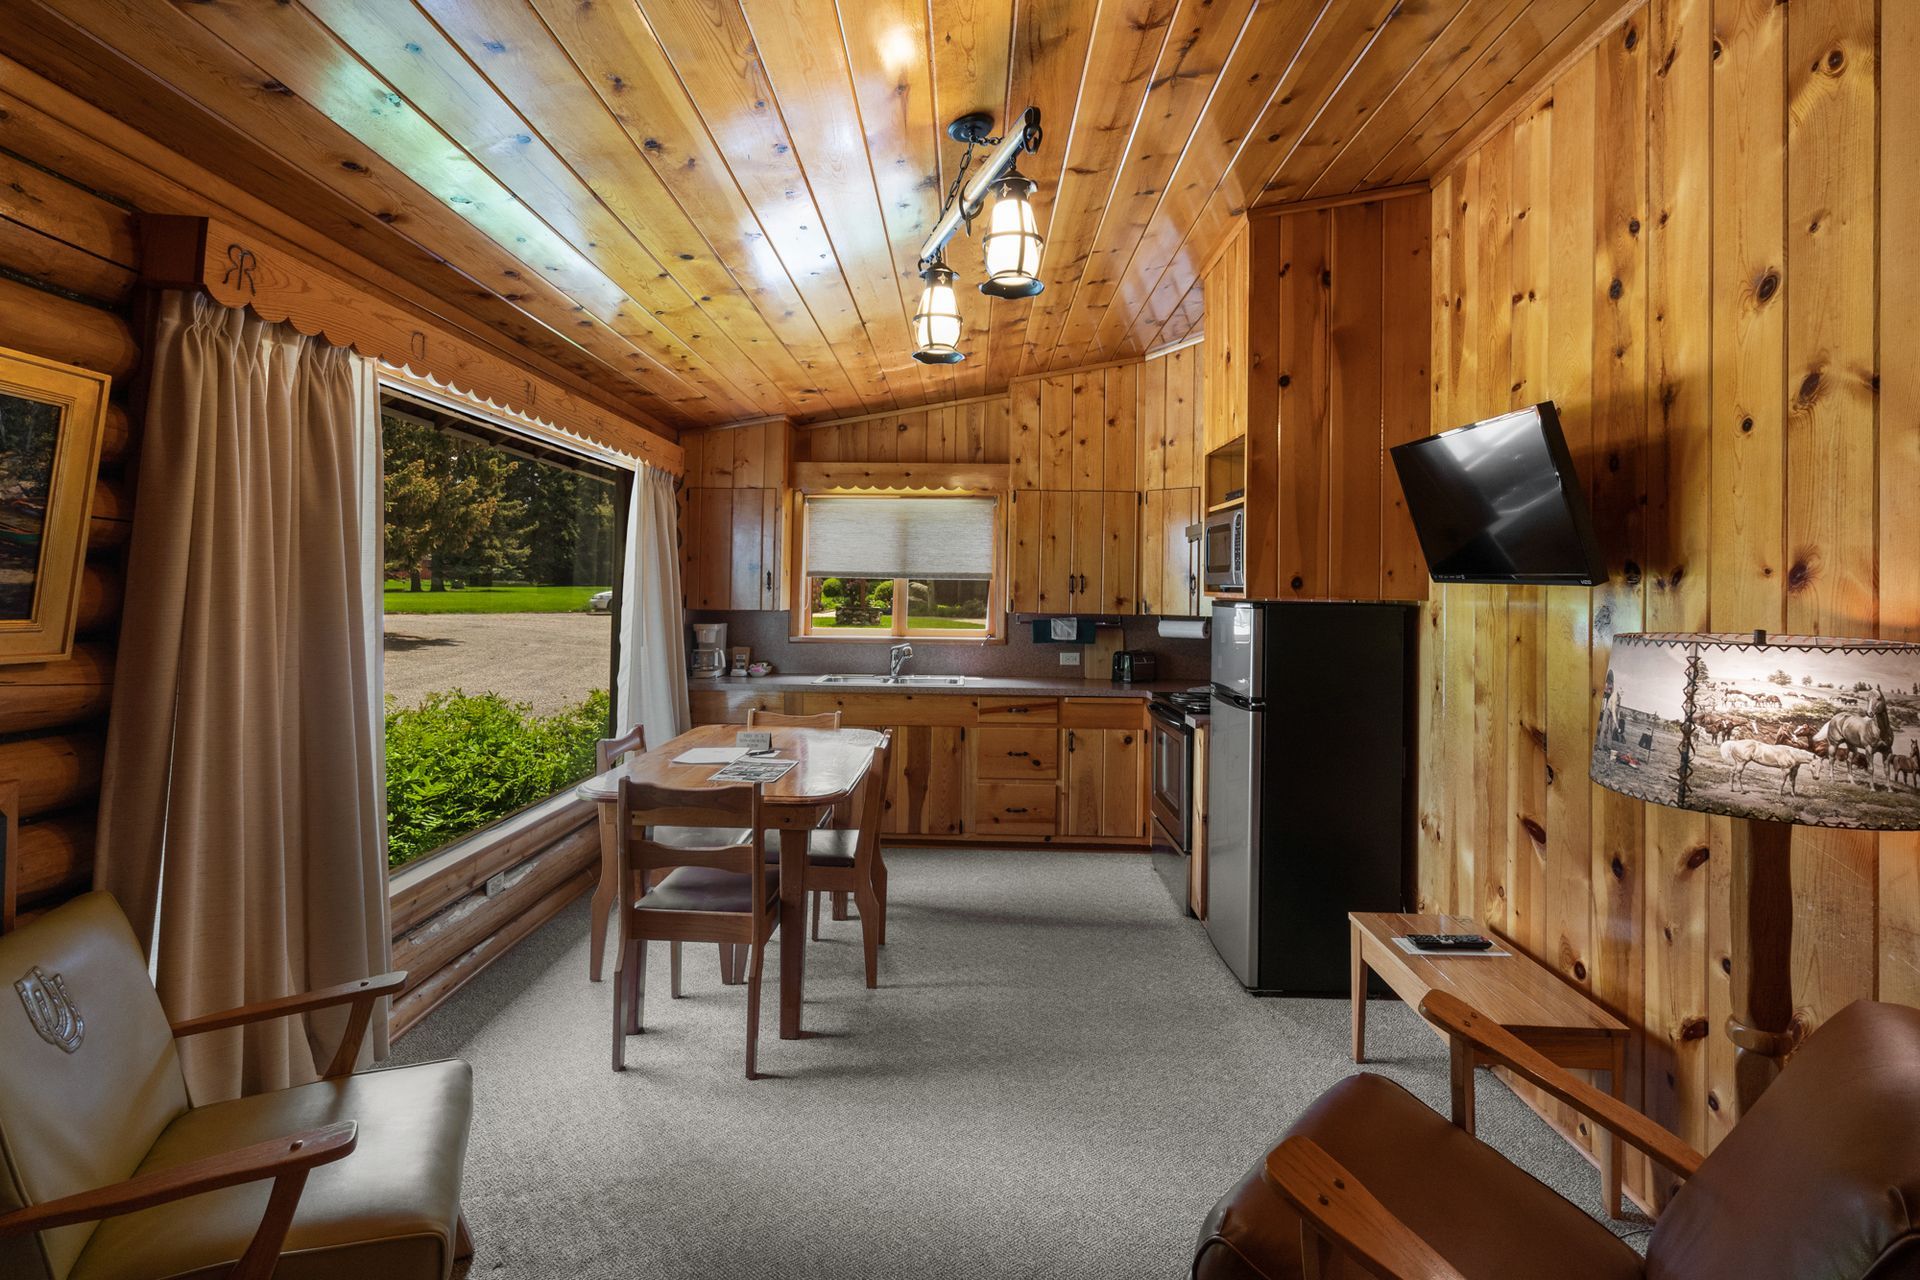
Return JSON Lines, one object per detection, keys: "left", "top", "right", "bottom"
{"left": 14, "top": 0, "right": 1630, "bottom": 432}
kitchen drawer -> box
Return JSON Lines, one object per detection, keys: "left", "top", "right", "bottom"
{"left": 798, "top": 692, "right": 977, "bottom": 727}
{"left": 975, "top": 726, "right": 1059, "bottom": 779}
{"left": 1059, "top": 696, "right": 1149, "bottom": 730}
{"left": 690, "top": 686, "right": 790, "bottom": 725}
{"left": 972, "top": 781, "right": 1057, "bottom": 835}
{"left": 977, "top": 696, "right": 1058, "bottom": 724}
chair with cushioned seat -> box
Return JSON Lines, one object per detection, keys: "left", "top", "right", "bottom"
{"left": 611, "top": 779, "right": 778, "bottom": 1078}
{"left": 0, "top": 892, "right": 473, "bottom": 1280}
{"left": 1193, "top": 991, "right": 1920, "bottom": 1280}
{"left": 762, "top": 731, "right": 892, "bottom": 987}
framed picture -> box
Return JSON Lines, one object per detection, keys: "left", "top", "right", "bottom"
{"left": 0, "top": 345, "right": 110, "bottom": 665}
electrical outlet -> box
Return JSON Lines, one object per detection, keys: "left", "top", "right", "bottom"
{"left": 1059, "top": 651, "right": 1081, "bottom": 666}
{"left": 485, "top": 872, "right": 507, "bottom": 898}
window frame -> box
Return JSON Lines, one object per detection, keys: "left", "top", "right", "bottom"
{"left": 791, "top": 491, "right": 1005, "bottom": 643}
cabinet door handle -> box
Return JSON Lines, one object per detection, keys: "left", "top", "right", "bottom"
{"left": 1006, "top": 806, "right": 1028, "bottom": 815}
{"left": 765, "top": 570, "right": 772, "bottom": 591}
{"left": 1079, "top": 573, "right": 1089, "bottom": 594}
{"left": 1008, "top": 750, "right": 1030, "bottom": 758}
{"left": 1067, "top": 731, "right": 1076, "bottom": 752}
{"left": 1009, "top": 706, "right": 1029, "bottom": 714}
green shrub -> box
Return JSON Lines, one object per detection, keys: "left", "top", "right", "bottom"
{"left": 385, "top": 687, "right": 609, "bottom": 867}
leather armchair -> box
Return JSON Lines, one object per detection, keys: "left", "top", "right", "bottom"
{"left": 1194, "top": 992, "right": 1920, "bottom": 1279}
{"left": 0, "top": 892, "right": 474, "bottom": 1280}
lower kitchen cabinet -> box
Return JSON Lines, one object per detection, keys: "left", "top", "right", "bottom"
{"left": 1060, "top": 699, "right": 1148, "bottom": 840}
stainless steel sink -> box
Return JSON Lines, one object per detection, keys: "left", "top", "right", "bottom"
{"left": 811, "top": 674, "right": 971, "bottom": 687}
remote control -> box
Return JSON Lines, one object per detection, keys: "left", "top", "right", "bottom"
{"left": 1406, "top": 933, "right": 1493, "bottom": 952}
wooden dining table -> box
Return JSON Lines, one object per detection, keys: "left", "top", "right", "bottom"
{"left": 577, "top": 723, "right": 883, "bottom": 1040}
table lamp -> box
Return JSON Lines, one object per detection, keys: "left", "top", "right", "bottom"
{"left": 1590, "top": 631, "right": 1920, "bottom": 1115}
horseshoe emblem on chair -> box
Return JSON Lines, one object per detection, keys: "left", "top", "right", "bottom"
{"left": 15, "top": 965, "right": 84, "bottom": 1053}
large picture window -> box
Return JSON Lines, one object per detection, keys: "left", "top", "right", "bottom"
{"left": 381, "top": 397, "right": 621, "bottom": 868}
{"left": 799, "top": 495, "right": 999, "bottom": 639}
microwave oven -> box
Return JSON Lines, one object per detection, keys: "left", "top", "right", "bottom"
{"left": 1203, "top": 504, "right": 1245, "bottom": 593}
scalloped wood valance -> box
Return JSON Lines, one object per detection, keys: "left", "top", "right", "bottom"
{"left": 137, "top": 215, "right": 682, "bottom": 476}
{"left": 791, "top": 462, "right": 1008, "bottom": 493}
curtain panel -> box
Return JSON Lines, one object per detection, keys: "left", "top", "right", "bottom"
{"left": 616, "top": 465, "right": 689, "bottom": 749}
{"left": 96, "top": 291, "right": 390, "bottom": 1102}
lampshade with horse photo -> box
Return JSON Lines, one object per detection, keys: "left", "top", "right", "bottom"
{"left": 1591, "top": 632, "right": 1920, "bottom": 829}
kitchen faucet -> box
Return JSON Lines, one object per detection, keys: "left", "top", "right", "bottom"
{"left": 888, "top": 643, "right": 914, "bottom": 681}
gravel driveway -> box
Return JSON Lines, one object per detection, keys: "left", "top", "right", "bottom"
{"left": 383, "top": 612, "right": 613, "bottom": 715}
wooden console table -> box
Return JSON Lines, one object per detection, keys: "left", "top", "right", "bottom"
{"left": 1350, "top": 911, "right": 1630, "bottom": 1218}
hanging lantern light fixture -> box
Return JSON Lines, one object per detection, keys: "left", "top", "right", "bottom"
{"left": 911, "top": 108, "right": 1044, "bottom": 360}
{"left": 978, "top": 169, "right": 1044, "bottom": 299}
{"left": 910, "top": 256, "right": 964, "bottom": 364}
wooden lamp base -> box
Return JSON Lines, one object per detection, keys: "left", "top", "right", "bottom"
{"left": 1726, "top": 816, "right": 1804, "bottom": 1115}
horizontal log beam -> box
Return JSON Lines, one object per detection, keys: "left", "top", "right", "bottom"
{"left": 0, "top": 274, "right": 137, "bottom": 379}
{"left": 0, "top": 146, "right": 137, "bottom": 266}
{"left": 387, "top": 796, "right": 594, "bottom": 935}
{"left": 87, "top": 471, "right": 131, "bottom": 550}
{"left": 393, "top": 825, "right": 598, "bottom": 993}
{"left": 0, "top": 215, "right": 136, "bottom": 303}
{"left": 75, "top": 560, "right": 122, "bottom": 637}
{"left": 17, "top": 809, "right": 93, "bottom": 906}
{"left": 0, "top": 642, "right": 112, "bottom": 734}
{"left": 0, "top": 731, "right": 104, "bottom": 817}
{"left": 390, "top": 865, "right": 594, "bottom": 1040}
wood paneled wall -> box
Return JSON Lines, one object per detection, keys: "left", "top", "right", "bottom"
{"left": 800, "top": 396, "right": 1012, "bottom": 465}
{"left": 1420, "top": 0, "right": 1914, "bottom": 1208}
{"left": 0, "top": 137, "right": 141, "bottom": 924}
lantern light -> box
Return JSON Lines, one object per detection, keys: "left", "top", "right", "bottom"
{"left": 911, "top": 259, "right": 964, "bottom": 364}
{"left": 978, "top": 171, "right": 1044, "bottom": 299}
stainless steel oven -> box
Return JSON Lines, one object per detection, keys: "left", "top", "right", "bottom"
{"left": 1149, "top": 700, "right": 1192, "bottom": 858}
{"left": 1203, "top": 504, "right": 1245, "bottom": 593}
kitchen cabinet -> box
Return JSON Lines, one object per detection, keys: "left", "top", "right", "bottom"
{"left": 1139, "top": 487, "right": 1201, "bottom": 616}
{"left": 799, "top": 692, "right": 971, "bottom": 839}
{"left": 1007, "top": 489, "right": 1136, "bottom": 615}
{"left": 684, "top": 486, "right": 782, "bottom": 611}
{"left": 1059, "top": 699, "right": 1148, "bottom": 840}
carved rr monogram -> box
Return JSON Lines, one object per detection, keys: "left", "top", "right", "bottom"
{"left": 221, "top": 243, "right": 259, "bottom": 295}
{"left": 15, "top": 966, "right": 83, "bottom": 1054}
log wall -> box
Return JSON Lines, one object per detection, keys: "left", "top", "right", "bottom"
{"left": 0, "top": 58, "right": 626, "bottom": 1031}
{"left": 0, "top": 129, "right": 141, "bottom": 923}
{"left": 1418, "top": 0, "right": 1915, "bottom": 1210}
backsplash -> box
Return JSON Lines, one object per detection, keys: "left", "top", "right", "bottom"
{"left": 688, "top": 611, "right": 1211, "bottom": 683}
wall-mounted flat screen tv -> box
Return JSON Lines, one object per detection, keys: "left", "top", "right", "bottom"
{"left": 1389, "top": 401, "right": 1608, "bottom": 586}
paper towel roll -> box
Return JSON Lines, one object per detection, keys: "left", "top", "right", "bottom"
{"left": 1157, "top": 618, "right": 1210, "bottom": 640}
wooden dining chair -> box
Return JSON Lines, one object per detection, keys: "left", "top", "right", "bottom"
{"left": 593, "top": 723, "right": 746, "bottom": 990}
{"left": 612, "top": 779, "right": 779, "bottom": 1079}
{"left": 746, "top": 707, "right": 854, "bottom": 920}
{"left": 764, "top": 731, "right": 892, "bottom": 988}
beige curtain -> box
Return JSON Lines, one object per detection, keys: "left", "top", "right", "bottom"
{"left": 96, "top": 291, "right": 390, "bottom": 1103}
{"left": 616, "top": 465, "right": 690, "bottom": 746}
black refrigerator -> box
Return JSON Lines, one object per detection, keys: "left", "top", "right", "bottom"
{"left": 1206, "top": 600, "right": 1417, "bottom": 993}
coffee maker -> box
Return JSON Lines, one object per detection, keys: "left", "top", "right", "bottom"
{"left": 691, "top": 622, "right": 728, "bottom": 678}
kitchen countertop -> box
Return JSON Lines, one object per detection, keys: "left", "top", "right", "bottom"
{"left": 689, "top": 674, "right": 1208, "bottom": 699}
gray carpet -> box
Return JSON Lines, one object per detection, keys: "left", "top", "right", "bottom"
{"left": 393, "top": 848, "right": 1648, "bottom": 1278}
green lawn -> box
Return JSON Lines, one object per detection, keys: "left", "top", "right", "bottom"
{"left": 384, "top": 582, "right": 609, "bottom": 615}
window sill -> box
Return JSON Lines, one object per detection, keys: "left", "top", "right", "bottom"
{"left": 786, "top": 632, "right": 1005, "bottom": 645}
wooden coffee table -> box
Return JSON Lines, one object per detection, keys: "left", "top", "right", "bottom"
{"left": 1350, "top": 911, "right": 1631, "bottom": 1218}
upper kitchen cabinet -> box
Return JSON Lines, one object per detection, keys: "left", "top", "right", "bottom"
{"left": 1198, "top": 195, "right": 1430, "bottom": 602}
{"left": 680, "top": 420, "right": 793, "bottom": 611}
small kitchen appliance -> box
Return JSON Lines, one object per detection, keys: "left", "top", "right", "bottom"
{"left": 691, "top": 622, "right": 728, "bottom": 678}
{"left": 1111, "top": 650, "right": 1159, "bottom": 683}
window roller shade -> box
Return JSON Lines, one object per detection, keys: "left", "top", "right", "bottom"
{"left": 808, "top": 497, "right": 995, "bottom": 581}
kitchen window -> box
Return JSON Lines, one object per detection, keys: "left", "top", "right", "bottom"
{"left": 797, "top": 494, "right": 1001, "bottom": 640}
